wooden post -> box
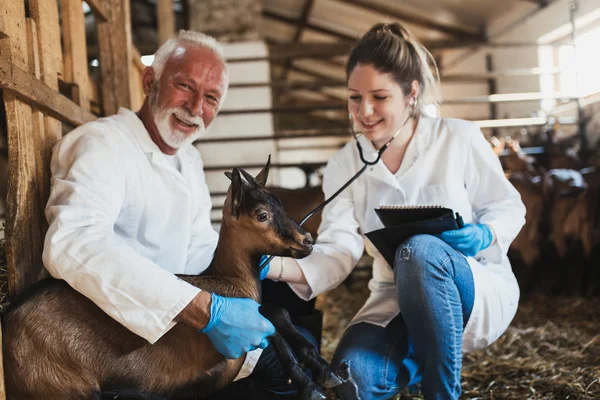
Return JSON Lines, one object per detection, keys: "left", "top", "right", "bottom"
{"left": 130, "top": 46, "right": 146, "bottom": 110}
{"left": 0, "top": 0, "right": 46, "bottom": 299}
{"left": 61, "top": 0, "right": 91, "bottom": 110}
{"left": 97, "top": 0, "right": 132, "bottom": 116}
{"left": 30, "top": 0, "right": 65, "bottom": 209}
{"left": 157, "top": 0, "right": 175, "bottom": 47}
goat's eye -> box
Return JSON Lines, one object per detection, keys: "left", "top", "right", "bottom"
{"left": 257, "top": 212, "right": 269, "bottom": 222}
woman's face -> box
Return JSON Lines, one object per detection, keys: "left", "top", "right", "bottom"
{"left": 347, "top": 63, "right": 414, "bottom": 148}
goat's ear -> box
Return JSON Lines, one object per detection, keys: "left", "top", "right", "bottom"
{"left": 255, "top": 155, "right": 271, "bottom": 187}
{"left": 239, "top": 168, "right": 259, "bottom": 187}
{"left": 224, "top": 171, "right": 233, "bottom": 181}
{"left": 231, "top": 168, "right": 243, "bottom": 218}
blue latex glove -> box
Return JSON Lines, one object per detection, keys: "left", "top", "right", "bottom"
{"left": 200, "top": 293, "right": 275, "bottom": 359}
{"left": 259, "top": 255, "right": 271, "bottom": 280}
{"left": 438, "top": 223, "right": 494, "bottom": 257}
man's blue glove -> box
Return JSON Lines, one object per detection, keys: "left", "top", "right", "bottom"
{"left": 438, "top": 223, "right": 494, "bottom": 257}
{"left": 259, "top": 255, "right": 270, "bottom": 280}
{"left": 200, "top": 293, "right": 275, "bottom": 359}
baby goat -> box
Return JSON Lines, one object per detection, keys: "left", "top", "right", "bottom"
{"left": 2, "top": 159, "right": 341, "bottom": 400}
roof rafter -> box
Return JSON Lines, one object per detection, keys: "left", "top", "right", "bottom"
{"left": 262, "top": 10, "right": 357, "bottom": 42}
{"left": 340, "top": 0, "right": 486, "bottom": 42}
{"left": 282, "top": 0, "right": 316, "bottom": 80}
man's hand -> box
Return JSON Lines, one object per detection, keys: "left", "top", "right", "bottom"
{"left": 438, "top": 223, "right": 494, "bottom": 257}
{"left": 200, "top": 293, "right": 275, "bottom": 359}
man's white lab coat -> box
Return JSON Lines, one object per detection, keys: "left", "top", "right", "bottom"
{"left": 278, "top": 116, "right": 526, "bottom": 352}
{"left": 43, "top": 108, "right": 260, "bottom": 379}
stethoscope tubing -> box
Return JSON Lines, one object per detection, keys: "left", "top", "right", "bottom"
{"left": 260, "top": 105, "right": 415, "bottom": 269}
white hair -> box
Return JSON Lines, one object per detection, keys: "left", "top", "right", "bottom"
{"left": 151, "top": 30, "right": 227, "bottom": 82}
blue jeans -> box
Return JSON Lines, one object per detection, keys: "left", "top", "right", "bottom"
{"left": 333, "top": 234, "right": 475, "bottom": 400}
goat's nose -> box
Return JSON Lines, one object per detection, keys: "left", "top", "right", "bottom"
{"left": 303, "top": 234, "right": 313, "bottom": 246}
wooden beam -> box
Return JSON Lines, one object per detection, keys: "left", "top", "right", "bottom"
{"left": 219, "top": 102, "right": 346, "bottom": 115}
{"left": 129, "top": 46, "right": 145, "bottom": 110}
{"left": 61, "top": 0, "right": 91, "bottom": 110}
{"left": 0, "top": 0, "right": 45, "bottom": 300}
{"left": 30, "top": 0, "right": 64, "bottom": 88}
{"left": 157, "top": 0, "right": 175, "bottom": 46}
{"left": 431, "top": 41, "right": 574, "bottom": 50}
{"left": 112, "top": 0, "right": 133, "bottom": 111}
{"left": 262, "top": 10, "right": 357, "bottom": 42}
{"left": 97, "top": 0, "right": 133, "bottom": 115}
{"left": 97, "top": 14, "right": 117, "bottom": 115}
{"left": 282, "top": 0, "right": 316, "bottom": 80}
{"left": 25, "top": 18, "right": 48, "bottom": 217}
{"left": 0, "top": 58, "right": 97, "bottom": 126}
{"left": 441, "top": 68, "right": 576, "bottom": 81}
{"left": 228, "top": 42, "right": 353, "bottom": 62}
{"left": 195, "top": 129, "right": 350, "bottom": 144}
{"left": 229, "top": 79, "right": 346, "bottom": 90}
{"left": 85, "top": 0, "right": 108, "bottom": 22}
{"left": 288, "top": 63, "right": 342, "bottom": 83}
{"left": 342, "top": 0, "right": 485, "bottom": 42}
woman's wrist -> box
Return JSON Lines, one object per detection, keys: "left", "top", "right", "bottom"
{"left": 265, "top": 257, "right": 308, "bottom": 285}
{"left": 266, "top": 257, "right": 283, "bottom": 281}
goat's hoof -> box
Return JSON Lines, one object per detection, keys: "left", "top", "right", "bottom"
{"left": 336, "top": 362, "right": 350, "bottom": 381}
{"left": 318, "top": 370, "right": 343, "bottom": 388}
{"left": 300, "top": 386, "right": 327, "bottom": 400}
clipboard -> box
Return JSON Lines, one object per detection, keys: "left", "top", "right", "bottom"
{"left": 365, "top": 205, "right": 464, "bottom": 267}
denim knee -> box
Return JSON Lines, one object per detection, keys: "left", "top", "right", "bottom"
{"left": 332, "top": 347, "right": 391, "bottom": 399}
{"left": 394, "top": 234, "right": 453, "bottom": 280}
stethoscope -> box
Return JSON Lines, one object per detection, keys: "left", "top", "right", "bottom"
{"left": 260, "top": 99, "right": 417, "bottom": 270}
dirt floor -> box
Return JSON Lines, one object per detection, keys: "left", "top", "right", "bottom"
{"left": 316, "top": 270, "right": 600, "bottom": 400}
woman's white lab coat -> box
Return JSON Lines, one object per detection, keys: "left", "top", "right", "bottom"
{"left": 284, "top": 116, "right": 526, "bottom": 352}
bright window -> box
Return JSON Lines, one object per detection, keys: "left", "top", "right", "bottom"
{"left": 539, "top": 24, "right": 600, "bottom": 112}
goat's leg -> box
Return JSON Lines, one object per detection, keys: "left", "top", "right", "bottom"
{"left": 267, "top": 332, "right": 326, "bottom": 400}
{"left": 260, "top": 304, "right": 343, "bottom": 388}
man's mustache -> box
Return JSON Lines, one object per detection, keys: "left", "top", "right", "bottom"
{"left": 172, "top": 108, "right": 205, "bottom": 129}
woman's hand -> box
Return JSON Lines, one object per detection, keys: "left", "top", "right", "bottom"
{"left": 438, "top": 223, "right": 494, "bottom": 257}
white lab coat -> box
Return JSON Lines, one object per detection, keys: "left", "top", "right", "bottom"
{"left": 281, "top": 117, "right": 525, "bottom": 352}
{"left": 43, "top": 108, "right": 261, "bottom": 380}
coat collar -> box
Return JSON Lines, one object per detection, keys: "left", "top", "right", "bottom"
{"left": 117, "top": 108, "right": 190, "bottom": 185}
{"left": 118, "top": 107, "right": 164, "bottom": 155}
{"left": 358, "top": 116, "right": 435, "bottom": 187}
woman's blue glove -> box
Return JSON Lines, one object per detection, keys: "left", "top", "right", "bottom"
{"left": 438, "top": 223, "right": 493, "bottom": 257}
{"left": 259, "top": 255, "right": 270, "bottom": 280}
{"left": 200, "top": 293, "right": 275, "bottom": 359}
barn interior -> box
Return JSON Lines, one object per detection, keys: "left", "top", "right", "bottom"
{"left": 1, "top": 0, "right": 600, "bottom": 399}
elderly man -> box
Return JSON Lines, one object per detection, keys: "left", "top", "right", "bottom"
{"left": 43, "top": 31, "right": 301, "bottom": 398}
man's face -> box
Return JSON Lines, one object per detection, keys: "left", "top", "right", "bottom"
{"left": 147, "top": 45, "right": 228, "bottom": 152}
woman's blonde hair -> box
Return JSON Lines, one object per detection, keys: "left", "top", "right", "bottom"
{"left": 346, "top": 23, "right": 442, "bottom": 115}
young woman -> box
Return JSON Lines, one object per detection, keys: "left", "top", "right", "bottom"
{"left": 266, "top": 22, "right": 525, "bottom": 399}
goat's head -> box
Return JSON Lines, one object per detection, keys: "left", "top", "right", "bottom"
{"left": 223, "top": 157, "right": 313, "bottom": 259}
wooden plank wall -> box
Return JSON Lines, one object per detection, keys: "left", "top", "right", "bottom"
{"left": 0, "top": 1, "right": 142, "bottom": 398}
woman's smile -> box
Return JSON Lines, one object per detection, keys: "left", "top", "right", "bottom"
{"left": 360, "top": 118, "right": 384, "bottom": 131}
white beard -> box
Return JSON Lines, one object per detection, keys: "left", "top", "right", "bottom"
{"left": 153, "top": 106, "right": 206, "bottom": 150}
